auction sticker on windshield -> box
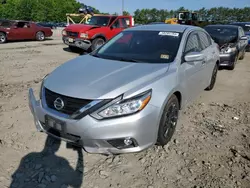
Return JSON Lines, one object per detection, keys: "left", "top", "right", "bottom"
{"left": 158, "top": 32, "right": 179, "bottom": 37}
{"left": 160, "top": 54, "right": 169, "bottom": 59}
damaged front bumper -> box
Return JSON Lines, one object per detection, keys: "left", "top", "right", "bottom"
{"left": 62, "top": 36, "right": 92, "bottom": 50}
{"left": 219, "top": 52, "right": 237, "bottom": 67}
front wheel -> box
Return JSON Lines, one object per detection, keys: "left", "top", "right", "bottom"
{"left": 228, "top": 53, "right": 238, "bottom": 70}
{"left": 91, "top": 38, "right": 105, "bottom": 51}
{"left": 239, "top": 49, "right": 245, "bottom": 60}
{"left": 205, "top": 64, "right": 218, "bottom": 91}
{"left": 36, "top": 31, "right": 45, "bottom": 41}
{"left": 0, "top": 32, "right": 7, "bottom": 44}
{"left": 157, "top": 95, "right": 179, "bottom": 146}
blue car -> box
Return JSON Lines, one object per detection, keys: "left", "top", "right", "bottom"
{"left": 230, "top": 22, "right": 250, "bottom": 51}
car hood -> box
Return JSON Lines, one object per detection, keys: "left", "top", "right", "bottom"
{"left": 44, "top": 55, "right": 170, "bottom": 99}
{"left": 65, "top": 24, "right": 100, "bottom": 32}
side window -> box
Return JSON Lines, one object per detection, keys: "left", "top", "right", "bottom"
{"left": 112, "top": 19, "right": 121, "bottom": 28}
{"left": 184, "top": 33, "right": 201, "bottom": 54}
{"left": 240, "top": 28, "right": 245, "bottom": 37}
{"left": 109, "top": 16, "right": 117, "bottom": 25}
{"left": 120, "top": 18, "right": 128, "bottom": 28}
{"left": 16, "top": 22, "right": 26, "bottom": 28}
{"left": 198, "top": 31, "right": 211, "bottom": 50}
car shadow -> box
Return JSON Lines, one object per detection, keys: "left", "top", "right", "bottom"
{"left": 9, "top": 135, "right": 84, "bottom": 188}
{"left": 63, "top": 47, "right": 88, "bottom": 56}
{"left": 4, "top": 38, "right": 53, "bottom": 44}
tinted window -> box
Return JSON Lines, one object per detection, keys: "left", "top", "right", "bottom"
{"left": 85, "top": 16, "right": 110, "bottom": 26}
{"left": 92, "top": 30, "right": 183, "bottom": 63}
{"left": 112, "top": 19, "right": 121, "bottom": 28}
{"left": 198, "top": 31, "right": 211, "bottom": 49}
{"left": 185, "top": 33, "right": 201, "bottom": 53}
{"left": 0, "top": 21, "right": 12, "bottom": 27}
{"left": 16, "top": 22, "right": 30, "bottom": 28}
{"left": 109, "top": 17, "right": 117, "bottom": 25}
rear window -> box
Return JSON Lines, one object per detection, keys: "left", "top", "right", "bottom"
{"left": 93, "top": 30, "right": 183, "bottom": 63}
{"left": 0, "top": 21, "right": 12, "bottom": 28}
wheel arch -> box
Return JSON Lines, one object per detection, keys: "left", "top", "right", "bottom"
{"left": 91, "top": 34, "right": 107, "bottom": 41}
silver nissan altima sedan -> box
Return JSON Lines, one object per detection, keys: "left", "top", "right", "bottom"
{"left": 29, "top": 24, "right": 220, "bottom": 154}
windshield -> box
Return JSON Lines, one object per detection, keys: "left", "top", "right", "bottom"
{"left": 91, "top": 30, "right": 182, "bottom": 63}
{"left": 205, "top": 26, "right": 238, "bottom": 45}
{"left": 85, "top": 16, "right": 110, "bottom": 26}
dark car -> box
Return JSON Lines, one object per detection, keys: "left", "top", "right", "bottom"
{"left": 0, "top": 20, "right": 53, "bottom": 43}
{"left": 230, "top": 22, "right": 250, "bottom": 51}
{"left": 204, "top": 24, "right": 248, "bottom": 70}
{"left": 37, "top": 22, "right": 57, "bottom": 29}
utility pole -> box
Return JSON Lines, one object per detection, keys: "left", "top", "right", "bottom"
{"left": 122, "top": 0, "right": 124, "bottom": 15}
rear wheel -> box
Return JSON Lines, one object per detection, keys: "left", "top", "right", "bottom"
{"left": 205, "top": 63, "right": 218, "bottom": 91}
{"left": 91, "top": 38, "right": 105, "bottom": 51}
{"left": 157, "top": 95, "right": 179, "bottom": 146}
{"left": 0, "top": 32, "right": 7, "bottom": 44}
{"left": 36, "top": 31, "right": 45, "bottom": 41}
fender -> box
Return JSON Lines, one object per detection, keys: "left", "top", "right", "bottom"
{"left": 91, "top": 33, "right": 107, "bottom": 41}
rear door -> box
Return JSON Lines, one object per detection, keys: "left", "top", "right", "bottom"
{"left": 180, "top": 31, "right": 205, "bottom": 102}
{"left": 197, "top": 30, "right": 216, "bottom": 88}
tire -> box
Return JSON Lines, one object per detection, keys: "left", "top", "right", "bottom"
{"left": 91, "top": 38, "right": 105, "bottom": 51}
{"left": 239, "top": 49, "right": 245, "bottom": 60}
{"left": 0, "top": 32, "right": 7, "bottom": 44}
{"left": 157, "top": 95, "right": 179, "bottom": 146}
{"left": 36, "top": 31, "right": 45, "bottom": 41}
{"left": 205, "top": 63, "right": 218, "bottom": 91}
{"left": 228, "top": 53, "right": 238, "bottom": 70}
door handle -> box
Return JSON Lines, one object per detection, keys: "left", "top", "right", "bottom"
{"left": 202, "top": 60, "right": 206, "bottom": 65}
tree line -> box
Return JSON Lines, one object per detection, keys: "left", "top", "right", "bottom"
{"left": 0, "top": 0, "right": 250, "bottom": 24}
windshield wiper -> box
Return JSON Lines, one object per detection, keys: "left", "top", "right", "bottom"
{"left": 116, "top": 58, "right": 141, "bottom": 62}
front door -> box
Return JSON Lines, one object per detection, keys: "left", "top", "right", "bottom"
{"left": 179, "top": 31, "right": 205, "bottom": 104}
{"left": 12, "top": 22, "right": 34, "bottom": 40}
{"left": 107, "top": 18, "right": 127, "bottom": 40}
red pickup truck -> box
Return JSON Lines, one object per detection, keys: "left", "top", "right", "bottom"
{"left": 62, "top": 15, "right": 134, "bottom": 52}
{"left": 0, "top": 20, "right": 53, "bottom": 43}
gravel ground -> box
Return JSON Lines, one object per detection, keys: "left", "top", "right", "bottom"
{"left": 0, "top": 31, "right": 249, "bottom": 188}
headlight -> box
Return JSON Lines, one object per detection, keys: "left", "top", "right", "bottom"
{"left": 91, "top": 89, "right": 152, "bottom": 119}
{"left": 62, "top": 30, "right": 67, "bottom": 36}
{"left": 80, "top": 33, "right": 88, "bottom": 38}
{"left": 39, "top": 74, "right": 49, "bottom": 99}
{"left": 225, "top": 47, "right": 236, "bottom": 53}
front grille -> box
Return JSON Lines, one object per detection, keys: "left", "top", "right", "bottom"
{"left": 67, "top": 31, "right": 78, "bottom": 37}
{"left": 44, "top": 88, "right": 92, "bottom": 115}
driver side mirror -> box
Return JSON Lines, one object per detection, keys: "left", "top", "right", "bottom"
{"left": 184, "top": 51, "right": 204, "bottom": 62}
{"left": 240, "top": 36, "right": 248, "bottom": 40}
{"left": 110, "top": 25, "right": 114, "bottom": 30}
{"left": 13, "top": 25, "right": 18, "bottom": 29}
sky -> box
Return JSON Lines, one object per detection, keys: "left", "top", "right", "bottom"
{"left": 80, "top": 0, "right": 250, "bottom": 15}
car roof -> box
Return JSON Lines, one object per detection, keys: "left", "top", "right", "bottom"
{"left": 231, "top": 22, "right": 250, "bottom": 24}
{"left": 205, "top": 24, "right": 240, "bottom": 29}
{"left": 128, "top": 24, "right": 200, "bottom": 33}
